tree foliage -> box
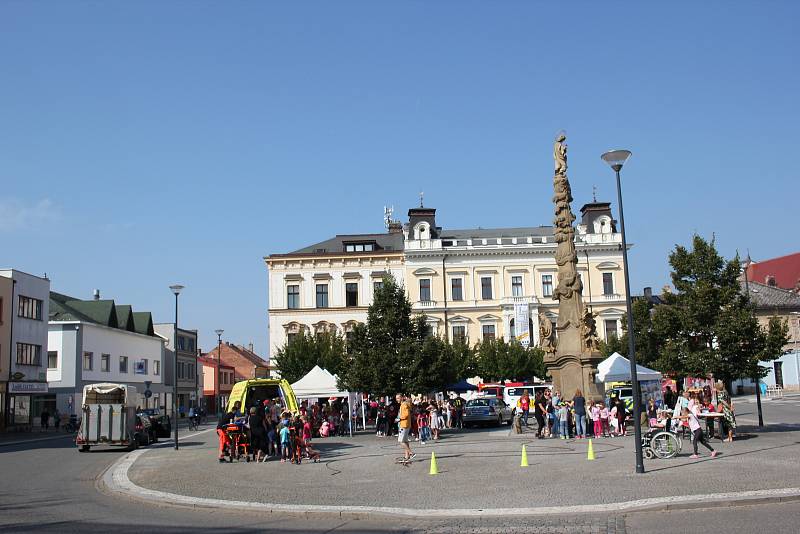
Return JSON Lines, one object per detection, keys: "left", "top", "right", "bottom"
{"left": 474, "top": 338, "right": 546, "bottom": 383}
{"left": 272, "top": 331, "right": 347, "bottom": 384}
{"left": 614, "top": 234, "right": 790, "bottom": 383}
{"left": 338, "top": 276, "right": 425, "bottom": 395}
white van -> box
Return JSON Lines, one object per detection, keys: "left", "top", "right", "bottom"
{"left": 76, "top": 383, "right": 140, "bottom": 452}
{"left": 504, "top": 384, "right": 552, "bottom": 415}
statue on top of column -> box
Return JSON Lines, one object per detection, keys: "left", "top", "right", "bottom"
{"left": 554, "top": 132, "right": 567, "bottom": 175}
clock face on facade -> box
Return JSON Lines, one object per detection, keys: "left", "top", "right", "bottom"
{"left": 12, "top": 372, "right": 25, "bottom": 381}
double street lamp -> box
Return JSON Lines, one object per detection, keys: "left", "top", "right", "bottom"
{"left": 600, "top": 149, "right": 645, "bottom": 474}
{"left": 214, "top": 329, "right": 224, "bottom": 416}
{"left": 169, "top": 284, "right": 184, "bottom": 451}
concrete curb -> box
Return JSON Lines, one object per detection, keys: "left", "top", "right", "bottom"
{"left": 101, "top": 444, "right": 800, "bottom": 518}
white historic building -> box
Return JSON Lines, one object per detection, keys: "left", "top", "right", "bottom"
{"left": 47, "top": 291, "right": 167, "bottom": 416}
{"left": 265, "top": 202, "right": 628, "bottom": 358}
{"left": 402, "top": 203, "right": 627, "bottom": 346}
{"left": 265, "top": 228, "right": 405, "bottom": 358}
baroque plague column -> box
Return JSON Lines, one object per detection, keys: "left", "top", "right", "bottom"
{"left": 544, "top": 133, "right": 604, "bottom": 398}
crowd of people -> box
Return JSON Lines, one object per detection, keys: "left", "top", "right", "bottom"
{"left": 372, "top": 394, "right": 464, "bottom": 441}
{"left": 518, "top": 388, "right": 631, "bottom": 440}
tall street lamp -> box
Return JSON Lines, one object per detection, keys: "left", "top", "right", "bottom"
{"left": 214, "top": 329, "right": 224, "bottom": 416}
{"left": 170, "top": 284, "right": 184, "bottom": 451}
{"left": 601, "top": 149, "right": 645, "bottom": 474}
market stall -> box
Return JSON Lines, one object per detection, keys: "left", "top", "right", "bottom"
{"left": 291, "top": 366, "right": 357, "bottom": 436}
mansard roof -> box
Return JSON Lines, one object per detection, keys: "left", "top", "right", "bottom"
{"left": 276, "top": 232, "right": 405, "bottom": 256}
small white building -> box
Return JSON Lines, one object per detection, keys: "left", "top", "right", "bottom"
{"left": 47, "top": 291, "right": 167, "bottom": 418}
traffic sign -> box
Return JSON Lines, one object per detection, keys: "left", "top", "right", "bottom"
{"left": 144, "top": 389, "right": 152, "bottom": 398}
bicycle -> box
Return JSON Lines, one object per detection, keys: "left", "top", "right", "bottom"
{"left": 188, "top": 415, "right": 200, "bottom": 432}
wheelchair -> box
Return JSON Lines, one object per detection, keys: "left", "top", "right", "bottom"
{"left": 642, "top": 426, "right": 682, "bottom": 459}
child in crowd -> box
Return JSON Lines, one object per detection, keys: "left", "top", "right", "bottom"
{"left": 590, "top": 401, "right": 602, "bottom": 438}
{"left": 609, "top": 405, "right": 619, "bottom": 437}
{"left": 678, "top": 406, "right": 718, "bottom": 459}
{"left": 429, "top": 404, "right": 440, "bottom": 441}
{"left": 558, "top": 402, "right": 570, "bottom": 439}
{"left": 279, "top": 423, "right": 291, "bottom": 463}
{"left": 416, "top": 408, "right": 430, "bottom": 444}
{"left": 599, "top": 402, "right": 610, "bottom": 437}
{"left": 320, "top": 420, "right": 330, "bottom": 437}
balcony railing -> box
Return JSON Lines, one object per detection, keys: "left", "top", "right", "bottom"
{"left": 598, "top": 293, "right": 624, "bottom": 301}
{"left": 418, "top": 300, "right": 438, "bottom": 308}
{"left": 501, "top": 295, "right": 539, "bottom": 306}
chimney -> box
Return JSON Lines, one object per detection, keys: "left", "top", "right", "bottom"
{"left": 388, "top": 221, "right": 403, "bottom": 234}
{"left": 644, "top": 287, "right": 652, "bottom": 299}
{"left": 766, "top": 275, "right": 777, "bottom": 287}
{"left": 248, "top": 342, "right": 254, "bottom": 353}
{"left": 93, "top": 289, "right": 100, "bottom": 300}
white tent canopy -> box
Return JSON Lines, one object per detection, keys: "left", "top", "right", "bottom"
{"left": 596, "top": 352, "right": 663, "bottom": 383}
{"left": 291, "top": 365, "right": 348, "bottom": 399}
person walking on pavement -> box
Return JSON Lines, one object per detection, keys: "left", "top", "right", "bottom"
{"left": 396, "top": 394, "right": 415, "bottom": 462}
{"left": 518, "top": 391, "right": 531, "bottom": 427}
{"left": 53, "top": 408, "right": 61, "bottom": 432}
{"left": 40, "top": 409, "right": 50, "bottom": 432}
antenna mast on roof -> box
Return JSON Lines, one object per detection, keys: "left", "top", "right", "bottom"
{"left": 592, "top": 185, "right": 597, "bottom": 202}
{"left": 419, "top": 191, "right": 424, "bottom": 208}
{"left": 383, "top": 205, "right": 395, "bottom": 229}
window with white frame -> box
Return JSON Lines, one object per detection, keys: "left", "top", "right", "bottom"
{"left": 83, "top": 351, "right": 93, "bottom": 371}
{"left": 452, "top": 325, "right": 466, "bottom": 342}
{"left": 346, "top": 283, "right": 358, "bottom": 307}
{"left": 603, "top": 273, "right": 614, "bottom": 295}
{"left": 373, "top": 280, "right": 384, "bottom": 293}
{"left": 481, "top": 277, "right": 493, "bottom": 300}
{"left": 17, "top": 295, "right": 43, "bottom": 320}
{"left": 419, "top": 279, "right": 431, "bottom": 301}
{"left": 154, "top": 360, "right": 160, "bottom": 375}
{"left": 605, "top": 319, "right": 619, "bottom": 339}
{"left": 47, "top": 351, "right": 58, "bottom": 369}
{"left": 316, "top": 284, "right": 329, "bottom": 308}
{"left": 287, "top": 284, "right": 300, "bottom": 309}
{"left": 511, "top": 276, "right": 523, "bottom": 297}
{"left": 451, "top": 278, "right": 463, "bottom": 301}
{"left": 542, "top": 274, "right": 553, "bottom": 297}
{"left": 482, "top": 324, "right": 496, "bottom": 341}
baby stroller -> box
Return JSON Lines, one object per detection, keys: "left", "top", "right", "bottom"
{"left": 224, "top": 422, "right": 250, "bottom": 462}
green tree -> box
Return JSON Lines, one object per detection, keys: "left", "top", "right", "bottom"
{"left": 474, "top": 338, "right": 546, "bottom": 382}
{"left": 272, "top": 331, "right": 347, "bottom": 384}
{"left": 338, "top": 276, "right": 425, "bottom": 395}
{"left": 648, "top": 235, "right": 789, "bottom": 383}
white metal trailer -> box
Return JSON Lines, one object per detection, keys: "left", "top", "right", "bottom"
{"left": 76, "top": 383, "right": 138, "bottom": 452}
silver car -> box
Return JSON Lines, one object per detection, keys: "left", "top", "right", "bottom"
{"left": 463, "top": 397, "right": 513, "bottom": 427}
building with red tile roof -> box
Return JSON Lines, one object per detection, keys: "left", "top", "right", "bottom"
{"left": 746, "top": 252, "right": 800, "bottom": 293}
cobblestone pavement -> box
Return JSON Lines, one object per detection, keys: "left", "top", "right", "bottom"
{"left": 410, "top": 515, "right": 626, "bottom": 534}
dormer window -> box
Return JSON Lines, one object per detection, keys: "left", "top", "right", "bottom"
{"left": 344, "top": 241, "right": 376, "bottom": 253}
{"left": 414, "top": 222, "right": 431, "bottom": 240}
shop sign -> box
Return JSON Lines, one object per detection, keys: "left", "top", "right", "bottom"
{"left": 9, "top": 382, "right": 49, "bottom": 394}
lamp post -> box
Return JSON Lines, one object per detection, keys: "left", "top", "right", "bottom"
{"left": 742, "top": 257, "right": 764, "bottom": 427}
{"left": 169, "top": 284, "right": 184, "bottom": 450}
{"left": 214, "top": 329, "right": 224, "bottom": 416}
{"left": 601, "top": 149, "right": 644, "bottom": 474}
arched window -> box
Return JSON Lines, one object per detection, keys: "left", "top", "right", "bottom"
{"left": 414, "top": 222, "right": 430, "bottom": 240}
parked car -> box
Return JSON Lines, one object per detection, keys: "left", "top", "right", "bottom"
{"left": 463, "top": 397, "right": 513, "bottom": 427}
{"left": 138, "top": 408, "right": 172, "bottom": 438}
{"left": 134, "top": 414, "right": 157, "bottom": 446}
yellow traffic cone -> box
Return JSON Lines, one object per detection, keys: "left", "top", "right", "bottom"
{"left": 587, "top": 439, "right": 596, "bottom": 461}
{"left": 520, "top": 444, "right": 529, "bottom": 467}
{"left": 429, "top": 451, "right": 439, "bottom": 475}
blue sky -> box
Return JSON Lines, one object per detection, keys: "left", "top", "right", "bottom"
{"left": 2, "top": 2, "right": 798, "bottom": 355}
